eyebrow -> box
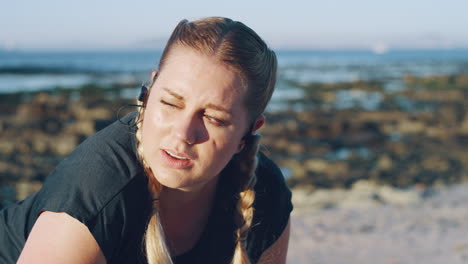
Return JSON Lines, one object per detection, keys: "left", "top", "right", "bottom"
{"left": 205, "top": 103, "right": 232, "bottom": 116}
{"left": 163, "top": 87, "right": 184, "bottom": 100}
{"left": 163, "top": 87, "right": 232, "bottom": 115}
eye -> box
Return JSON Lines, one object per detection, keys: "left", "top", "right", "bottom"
{"left": 160, "top": 100, "right": 178, "bottom": 108}
{"left": 204, "top": 115, "right": 228, "bottom": 127}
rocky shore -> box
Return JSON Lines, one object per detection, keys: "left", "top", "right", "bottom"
{"left": 263, "top": 73, "right": 468, "bottom": 189}
{"left": 1, "top": 73, "right": 468, "bottom": 207}
{"left": 0, "top": 85, "right": 137, "bottom": 206}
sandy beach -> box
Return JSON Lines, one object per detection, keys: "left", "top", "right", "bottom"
{"left": 287, "top": 182, "right": 468, "bottom": 264}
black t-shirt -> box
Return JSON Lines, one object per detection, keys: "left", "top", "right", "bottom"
{"left": 0, "top": 113, "right": 293, "bottom": 264}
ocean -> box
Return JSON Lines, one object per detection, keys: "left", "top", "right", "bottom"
{"left": 1, "top": 49, "right": 468, "bottom": 111}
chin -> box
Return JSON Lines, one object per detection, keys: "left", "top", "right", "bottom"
{"left": 152, "top": 165, "right": 185, "bottom": 187}
{"left": 150, "top": 165, "right": 199, "bottom": 191}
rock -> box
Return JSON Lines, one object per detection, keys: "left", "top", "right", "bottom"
{"left": 422, "top": 156, "right": 450, "bottom": 172}
{"left": 30, "top": 134, "right": 49, "bottom": 154}
{"left": 16, "top": 141, "right": 31, "bottom": 153}
{"left": 272, "top": 137, "right": 290, "bottom": 151}
{"left": 0, "top": 140, "right": 15, "bottom": 155}
{"left": 292, "top": 188, "right": 347, "bottom": 210}
{"left": 282, "top": 159, "right": 307, "bottom": 180}
{"left": 52, "top": 134, "right": 78, "bottom": 156}
{"left": 326, "top": 162, "right": 349, "bottom": 178}
{"left": 41, "top": 118, "right": 63, "bottom": 134}
{"left": 287, "top": 142, "right": 306, "bottom": 155}
{"left": 378, "top": 185, "right": 422, "bottom": 205}
{"left": 88, "top": 107, "right": 113, "bottom": 120}
{"left": 340, "top": 180, "right": 382, "bottom": 208}
{"left": 351, "top": 180, "right": 380, "bottom": 192}
{"left": 285, "top": 120, "right": 298, "bottom": 131}
{"left": 455, "top": 74, "right": 468, "bottom": 87}
{"left": 305, "top": 159, "right": 329, "bottom": 173}
{"left": 409, "top": 90, "right": 463, "bottom": 102}
{"left": 15, "top": 181, "right": 42, "bottom": 201}
{"left": 0, "top": 160, "right": 21, "bottom": 177}
{"left": 65, "top": 119, "right": 95, "bottom": 136}
{"left": 293, "top": 180, "right": 387, "bottom": 209}
{"left": 459, "top": 116, "right": 468, "bottom": 134}
{"left": 376, "top": 154, "right": 393, "bottom": 171}
{"left": 397, "top": 119, "right": 425, "bottom": 134}
{"left": 426, "top": 126, "right": 453, "bottom": 140}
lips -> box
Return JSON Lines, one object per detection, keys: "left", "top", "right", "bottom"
{"left": 164, "top": 149, "right": 189, "bottom": 160}
{"left": 160, "top": 149, "right": 194, "bottom": 169}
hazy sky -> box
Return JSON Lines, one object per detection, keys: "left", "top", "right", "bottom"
{"left": 2, "top": 0, "right": 468, "bottom": 50}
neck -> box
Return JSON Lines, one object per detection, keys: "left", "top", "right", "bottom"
{"left": 159, "top": 177, "right": 219, "bottom": 211}
{"left": 158, "top": 177, "right": 219, "bottom": 256}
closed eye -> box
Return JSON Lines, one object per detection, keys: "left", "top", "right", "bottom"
{"left": 160, "top": 100, "right": 179, "bottom": 108}
{"left": 204, "top": 115, "right": 228, "bottom": 127}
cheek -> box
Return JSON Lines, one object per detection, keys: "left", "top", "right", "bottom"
{"left": 204, "top": 133, "right": 243, "bottom": 177}
{"left": 141, "top": 109, "right": 165, "bottom": 151}
{"left": 208, "top": 131, "right": 243, "bottom": 159}
{"left": 146, "top": 100, "right": 174, "bottom": 127}
{"left": 141, "top": 121, "right": 155, "bottom": 155}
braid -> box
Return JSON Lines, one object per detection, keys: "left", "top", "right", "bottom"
{"left": 231, "top": 134, "right": 261, "bottom": 264}
{"left": 135, "top": 102, "right": 173, "bottom": 264}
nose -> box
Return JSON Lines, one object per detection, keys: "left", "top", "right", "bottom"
{"left": 173, "top": 113, "right": 205, "bottom": 145}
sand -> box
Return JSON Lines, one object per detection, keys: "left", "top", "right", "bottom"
{"left": 287, "top": 182, "right": 468, "bottom": 264}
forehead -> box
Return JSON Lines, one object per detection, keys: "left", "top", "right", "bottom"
{"left": 156, "top": 46, "right": 247, "bottom": 108}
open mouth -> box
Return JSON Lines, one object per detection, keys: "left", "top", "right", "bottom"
{"left": 164, "top": 150, "right": 189, "bottom": 160}
{"left": 160, "top": 149, "right": 194, "bottom": 169}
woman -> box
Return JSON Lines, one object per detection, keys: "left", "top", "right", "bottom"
{"left": 0, "top": 17, "right": 293, "bottom": 263}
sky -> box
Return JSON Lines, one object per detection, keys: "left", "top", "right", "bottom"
{"left": 1, "top": 0, "right": 468, "bottom": 51}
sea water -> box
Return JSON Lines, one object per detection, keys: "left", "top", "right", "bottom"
{"left": 1, "top": 49, "right": 468, "bottom": 111}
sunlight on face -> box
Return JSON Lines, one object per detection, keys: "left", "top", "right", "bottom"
{"left": 141, "top": 46, "right": 250, "bottom": 192}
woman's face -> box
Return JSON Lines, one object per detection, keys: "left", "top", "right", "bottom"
{"left": 141, "top": 46, "right": 250, "bottom": 192}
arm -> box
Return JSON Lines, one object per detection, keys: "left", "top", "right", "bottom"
{"left": 17, "top": 211, "right": 106, "bottom": 264}
{"left": 257, "top": 218, "right": 291, "bottom": 264}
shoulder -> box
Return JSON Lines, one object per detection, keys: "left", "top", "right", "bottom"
{"left": 1, "top": 113, "right": 150, "bottom": 262}
{"left": 47, "top": 112, "right": 141, "bottom": 186}
{"left": 32, "top": 112, "right": 147, "bottom": 224}
{"left": 254, "top": 151, "right": 292, "bottom": 206}
{"left": 30, "top": 112, "right": 151, "bottom": 260}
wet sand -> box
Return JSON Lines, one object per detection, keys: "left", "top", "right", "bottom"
{"left": 287, "top": 183, "right": 468, "bottom": 264}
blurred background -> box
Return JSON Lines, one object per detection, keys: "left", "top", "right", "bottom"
{"left": 1, "top": 0, "right": 468, "bottom": 263}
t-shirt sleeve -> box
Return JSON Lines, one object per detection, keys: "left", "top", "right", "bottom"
{"left": 26, "top": 116, "right": 150, "bottom": 261}
{"left": 247, "top": 151, "right": 293, "bottom": 262}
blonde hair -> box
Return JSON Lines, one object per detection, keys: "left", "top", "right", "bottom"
{"left": 136, "top": 17, "right": 277, "bottom": 264}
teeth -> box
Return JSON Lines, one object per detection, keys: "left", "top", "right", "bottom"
{"left": 166, "top": 150, "right": 188, "bottom": 160}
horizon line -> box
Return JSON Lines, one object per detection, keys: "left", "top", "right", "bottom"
{"left": 2, "top": 47, "right": 468, "bottom": 53}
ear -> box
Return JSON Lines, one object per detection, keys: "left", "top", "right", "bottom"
{"left": 236, "top": 115, "right": 265, "bottom": 153}
{"left": 236, "top": 141, "right": 246, "bottom": 154}
{"left": 252, "top": 114, "right": 265, "bottom": 133}
{"left": 151, "top": 69, "right": 159, "bottom": 81}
